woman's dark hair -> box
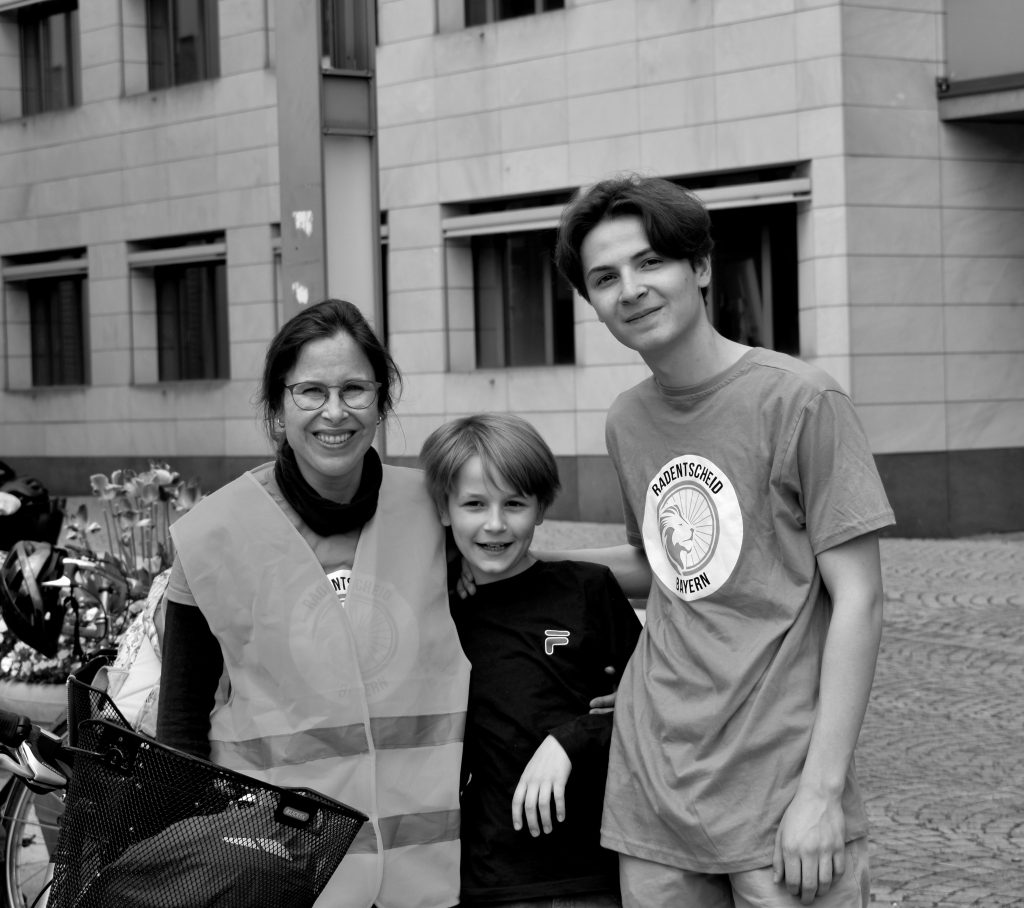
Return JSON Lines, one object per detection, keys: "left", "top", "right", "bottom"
{"left": 555, "top": 174, "right": 714, "bottom": 300}
{"left": 258, "top": 298, "right": 402, "bottom": 442}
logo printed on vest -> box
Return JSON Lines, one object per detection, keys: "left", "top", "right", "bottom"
{"left": 642, "top": 454, "right": 742, "bottom": 601}
{"left": 544, "top": 629, "right": 569, "bottom": 655}
{"left": 326, "top": 567, "right": 352, "bottom": 604}
{"left": 290, "top": 574, "right": 421, "bottom": 707}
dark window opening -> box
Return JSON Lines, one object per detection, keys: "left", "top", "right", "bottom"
{"left": 708, "top": 205, "right": 798, "bottom": 356}
{"left": 465, "top": 0, "right": 563, "bottom": 27}
{"left": 28, "top": 276, "right": 86, "bottom": 386}
{"left": 147, "top": 0, "right": 219, "bottom": 89}
{"left": 19, "top": 0, "right": 79, "bottom": 115}
{"left": 321, "top": 0, "right": 372, "bottom": 71}
{"left": 472, "top": 229, "right": 574, "bottom": 368}
{"left": 155, "top": 260, "right": 228, "bottom": 380}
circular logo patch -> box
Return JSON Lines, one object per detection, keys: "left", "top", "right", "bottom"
{"left": 287, "top": 576, "right": 419, "bottom": 706}
{"left": 642, "top": 455, "right": 742, "bottom": 601}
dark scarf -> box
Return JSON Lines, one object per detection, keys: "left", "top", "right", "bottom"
{"left": 274, "top": 441, "right": 383, "bottom": 537}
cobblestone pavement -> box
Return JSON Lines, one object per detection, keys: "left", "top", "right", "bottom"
{"left": 860, "top": 535, "right": 1024, "bottom": 907}
{"left": 534, "top": 524, "right": 1024, "bottom": 908}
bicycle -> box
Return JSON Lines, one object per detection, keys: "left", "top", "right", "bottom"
{"left": 0, "top": 655, "right": 366, "bottom": 907}
{"left": 0, "top": 687, "right": 72, "bottom": 908}
{"left": 1, "top": 543, "right": 138, "bottom": 908}
{"left": 0, "top": 548, "right": 218, "bottom": 906}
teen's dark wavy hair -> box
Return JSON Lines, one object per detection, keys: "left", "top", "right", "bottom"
{"left": 555, "top": 174, "right": 714, "bottom": 301}
{"left": 258, "top": 298, "right": 402, "bottom": 443}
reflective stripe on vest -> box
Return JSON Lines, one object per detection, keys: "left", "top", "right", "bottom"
{"left": 349, "top": 808, "right": 461, "bottom": 854}
{"left": 171, "top": 463, "right": 470, "bottom": 908}
{"left": 214, "top": 712, "right": 466, "bottom": 767}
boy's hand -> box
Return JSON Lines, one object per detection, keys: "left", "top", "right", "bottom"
{"left": 589, "top": 665, "right": 618, "bottom": 714}
{"left": 511, "top": 735, "right": 571, "bottom": 837}
{"left": 771, "top": 786, "right": 846, "bottom": 905}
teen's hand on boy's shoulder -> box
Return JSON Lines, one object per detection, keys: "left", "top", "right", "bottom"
{"left": 511, "top": 735, "right": 572, "bottom": 837}
{"left": 589, "top": 665, "right": 619, "bottom": 714}
{"left": 455, "top": 556, "right": 476, "bottom": 599}
{"left": 771, "top": 786, "right": 847, "bottom": 905}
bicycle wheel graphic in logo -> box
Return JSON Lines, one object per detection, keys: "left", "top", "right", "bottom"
{"left": 658, "top": 481, "right": 718, "bottom": 575}
{"left": 643, "top": 454, "right": 743, "bottom": 602}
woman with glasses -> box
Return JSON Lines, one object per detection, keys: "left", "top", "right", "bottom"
{"left": 157, "top": 298, "right": 471, "bottom": 908}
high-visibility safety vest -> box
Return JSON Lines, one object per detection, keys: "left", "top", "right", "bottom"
{"left": 171, "top": 463, "right": 470, "bottom": 908}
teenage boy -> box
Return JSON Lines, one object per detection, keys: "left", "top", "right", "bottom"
{"left": 420, "top": 413, "right": 642, "bottom": 908}
{"left": 552, "top": 175, "right": 895, "bottom": 907}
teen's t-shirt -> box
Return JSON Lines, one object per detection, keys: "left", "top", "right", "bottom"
{"left": 601, "top": 348, "right": 895, "bottom": 873}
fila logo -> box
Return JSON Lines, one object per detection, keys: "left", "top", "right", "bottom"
{"left": 544, "top": 629, "right": 570, "bottom": 655}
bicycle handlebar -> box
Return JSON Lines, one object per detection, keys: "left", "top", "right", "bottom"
{"left": 0, "top": 706, "right": 70, "bottom": 790}
{"left": 0, "top": 706, "right": 31, "bottom": 747}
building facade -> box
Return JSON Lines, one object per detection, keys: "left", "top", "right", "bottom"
{"left": 1, "top": 0, "right": 1022, "bottom": 537}
{"left": 0, "top": 0, "right": 379, "bottom": 495}
{"left": 376, "top": 0, "right": 1024, "bottom": 536}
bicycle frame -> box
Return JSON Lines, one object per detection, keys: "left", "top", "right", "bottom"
{"left": 0, "top": 704, "right": 70, "bottom": 908}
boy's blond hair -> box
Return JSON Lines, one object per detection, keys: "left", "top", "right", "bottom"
{"left": 420, "top": 413, "right": 560, "bottom": 512}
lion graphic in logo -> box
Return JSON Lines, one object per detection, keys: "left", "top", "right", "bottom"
{"left": 658, "top": 484, "right": 717, "bottom": 575}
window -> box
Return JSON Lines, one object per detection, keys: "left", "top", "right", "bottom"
{"left": 707, "top": 205, "right": 798, "bottom": 356}
{"left": 129, "top": 234, "right": 228, "bottom": 383}
{"left": 465, "top": 0, "right": 562, "bottom": 26}
{"left": 472, "top": 230, "right": 574, "bottom": 368}
{"left": 2, "top": 250, "right": 88, "bottom": 389}
{"left": 147, "top": 0, "right": 219, "bottom": 89}
{"left": 28, "top": 277, "right": 86, "bottom": 385}
{"left": 656, "top": 168, "right": 806, "bottom": 356}
{"left": 18, "top": 0, "right": 79, "bottom": 115}
{"left": 321, "top": 0, "right": 372, "bottom": 72}
{"left": 442, "top": 194, "right": 575, "bottom": 371}
{"left": 154, "top": 261, "right": 227, "bottom": 380}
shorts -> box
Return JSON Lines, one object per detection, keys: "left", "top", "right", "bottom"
{"left": 619, "top": 837, "right": 870, "bottom": 908}
{"left": 462, "top": 893, "right": 621, "bottom": 908}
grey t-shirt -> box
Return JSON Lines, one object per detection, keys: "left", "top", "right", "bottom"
{"left": 600, "top": 348, "right": 895, "bottom": 872}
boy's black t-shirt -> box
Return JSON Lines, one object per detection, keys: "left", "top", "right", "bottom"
{"left": 450, "top": 560, "right": 643, "bottom": 905}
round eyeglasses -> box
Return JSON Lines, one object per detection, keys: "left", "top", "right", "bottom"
{"left": 284, "top": 380, "right": 381, "bottom": 411}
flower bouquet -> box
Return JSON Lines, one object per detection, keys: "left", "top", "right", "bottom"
{"left": 0, "top": 462, "right": 202, "bottom": 685}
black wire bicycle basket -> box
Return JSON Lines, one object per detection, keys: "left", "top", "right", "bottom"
{"left": 48, "top": 661, "right": 368, "bottom": 907}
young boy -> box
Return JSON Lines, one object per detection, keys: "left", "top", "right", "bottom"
{"left": 552, "top": 175, "right": 895, "bottom": 907}
{"left": 420, "top": 413, "right": 642, "bottom": 908}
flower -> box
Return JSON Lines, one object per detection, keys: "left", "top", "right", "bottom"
{"left": 1, "top": 462, "right": 203, "bottom": 685}
{"left": 67, "top": 462, "right": 203, "bottom": 582}
{"left": 0, "top": 627, "right": 79, "bottom": 684}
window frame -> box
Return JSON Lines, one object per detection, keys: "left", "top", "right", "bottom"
{"left": 464, "top": 0, "right": 563, "bottom": 28}
{"left": 16, "top": 0, "right": 79, "bottom": 116}
{"left": 439, "top": 173, "right": 809, "bottom": 371}
{"left": 2, "top": 250, "right": 89, "bottom": 389}
{"left": 320, "top": 0, "right": 373, "bottom": 73}
{"left": 469, "top": 228, "right": 575, "bottom": 369}
{"left": 27, "top": 274, "right": 87, "bottom": 385}
{"left": 442, "top": 198, "right": 577, "bottom": 372}
{"left": 128, "top": 236, "right": 229, "bottom": 384}
{"left": 146, "top": 0, "right": 219, "bottom": 90}
{"left": 706, "top": 204, "right": 799, "bottom": 357}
